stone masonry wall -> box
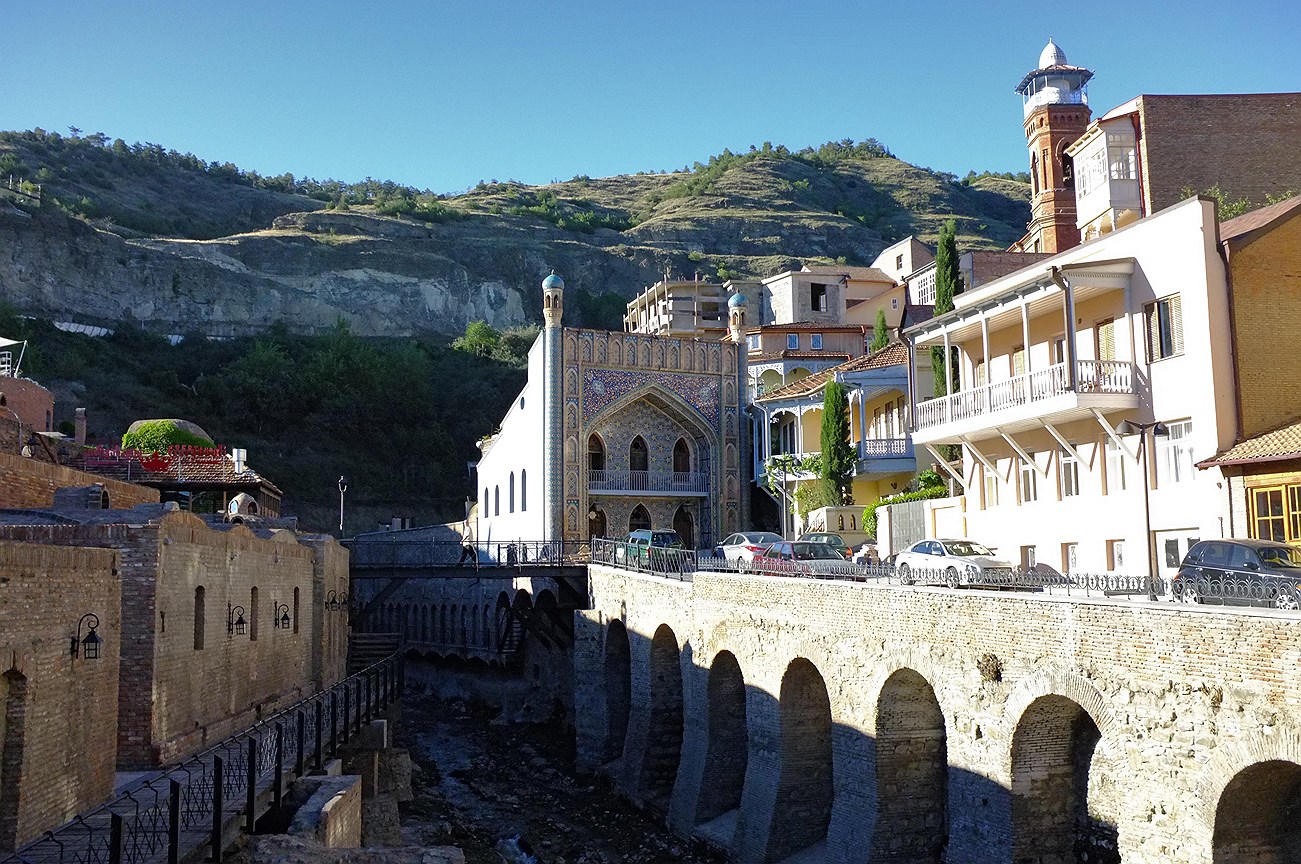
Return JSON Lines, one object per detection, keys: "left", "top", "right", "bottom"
{"left": 576, "top": 563, "right": 1301, "bottom": 864}
{"left": 0, "top": 541, "right": 120, "bottom": 850}
{"left": 0, "top": 451, "right": 159, "bottom": 509}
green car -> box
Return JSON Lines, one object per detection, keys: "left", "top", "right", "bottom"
{"left": 798, "top": 532, "right": 852, "bottom": 559}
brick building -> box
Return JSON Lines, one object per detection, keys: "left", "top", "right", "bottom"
{"left": 0, "top": 502, "right": 349, "bottom": 768}
{"left": 0, "top": 541, "right": 120, "bottom": 851}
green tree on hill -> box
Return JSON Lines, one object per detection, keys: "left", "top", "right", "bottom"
{"left": 820, "top": 380, "right": 855, "bottom": 505}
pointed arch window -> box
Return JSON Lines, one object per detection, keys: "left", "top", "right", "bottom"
{"left": 494, "top": 485, "right": 500, "bottom": 516}
{"left": 673, "top": 438, "right": 691, "bottom": 474}
{"left": 630, "top": 436, "right": 649, "bottom": 490}
{"left": 509, "top": 472, "right": 515, "bottom": 513}
{"left": 588, "top": 434, "right": 606, "bottom": 472}
{"left": 521, "top": 470, "right": 527, "bottom": 511}
{"left": 629, "top": 504, "right": 651, "bottom": 532}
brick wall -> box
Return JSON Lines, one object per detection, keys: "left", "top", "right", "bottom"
{"left": 0, "top": 542, "right": 120, "bottom": 850}
{"left": 0, "top": 451, "right": 159, "bottom": 510}
{"left": 1140, "top": 93, "right": 1301, "bottom": 213}
{"left": 0, "top": 377, "right": 54, "bottom": 433}
{"left": 577, "top": 564, "right": 1301, "bottom": 864}
{"left": 0, "top": 513, "right": 334, "bottom": 768}
{"left": 1228, "top": 209, "right": 1301, "bottom": 439}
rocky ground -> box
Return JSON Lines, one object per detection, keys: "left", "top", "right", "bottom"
{"left": 395, "top": 693, "right": 725, "bottom": 864}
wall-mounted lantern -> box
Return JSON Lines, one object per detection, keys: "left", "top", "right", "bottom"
{"left": 325, "top": 590, "right": 349, "bottom": 612}
{"left": 273, "top": 603, "right": 291, "bottom": 630}
{"left": 228, "top": 604, "right": 247, "bottom": 636}
{"left": 71, "top": 612, "right": 102, "bottom": 660}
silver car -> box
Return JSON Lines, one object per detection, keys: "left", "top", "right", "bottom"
{"left": 714, "top": 531, "right": 785, "bottom": 563}
{"left": 894, "top": 538, "right": 1016, "bottom": 588}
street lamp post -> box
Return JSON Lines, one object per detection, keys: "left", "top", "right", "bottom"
{"left": 337, "top": 476, "right": 347, "bottom": 535}
{"left": 1118, "top": 420, "right": 1169, "bottom": 601}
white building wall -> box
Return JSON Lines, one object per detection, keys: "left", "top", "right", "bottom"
{"left": 953, "top": 199, "right": 1233, "bottom": 577}
{"left": 476, "top": 334, "right": 547, "bottom": 544}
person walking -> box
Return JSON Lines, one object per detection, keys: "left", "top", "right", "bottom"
{"left": 457, "top": 521, "right": 476, "bottom": 565}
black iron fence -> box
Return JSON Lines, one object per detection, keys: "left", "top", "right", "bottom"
{"left": 2, "top": 654, "right": 404, "bottom": 864}
{"left": 1172, "top": 572, "right": 1301, "bottom": 609}
{"left": 346, "top": 539, "right": 590, "bottom": 569}
{"left": 590, "top": 541, "right": 1176, "bottom": 600}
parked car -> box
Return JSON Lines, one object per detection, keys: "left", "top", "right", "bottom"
{"left": 751, "top": 541, "right": 850, "bottom": 577}
{"left": 798, "top": 532, "right": 852, "bottom": 559}
{"left": 1174, "top": 539, "right": 1301, "bottom": 609}
{"left": 714, "top": 531, "right": 784, "bottom": 563}
{"left": 616, "top": 529, "right": 687, "bottom": 570}
{"left": 893, "top": 538, "right": 1016, "bottom": 588}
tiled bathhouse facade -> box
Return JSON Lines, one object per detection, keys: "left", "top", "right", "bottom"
{"left": 475, "top": 275, "right": 748, "bottom": 550}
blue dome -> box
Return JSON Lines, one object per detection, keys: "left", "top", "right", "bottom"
{"left": 728, "top": 292, "right": 748, "bottom": 309}
{"left": 542, "top": 272, "right": 565, "bottom": 290}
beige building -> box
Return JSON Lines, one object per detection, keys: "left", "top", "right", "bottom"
{"left": 905, "top": 196, "right": 1236, "bottom": 577}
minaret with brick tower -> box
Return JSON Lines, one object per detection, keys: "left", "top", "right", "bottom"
{"left": 1013, "top": 38, "right": 1093, "bottom": 253}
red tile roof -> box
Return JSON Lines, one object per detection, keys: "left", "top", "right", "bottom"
{"left": 747, "top": 351, "right": 852, "bottom": 363}
{"left": 70, "top": 446, "right": 282, "bottom": 495}
{"left": 758, "top": 342, "right": 909, "bottom": 401}
{"left": 1197, "top": 416, "right": 1301, "bottom": 468}
{"left": 1219, "top": 194, "right": 1301, "bottom": 246}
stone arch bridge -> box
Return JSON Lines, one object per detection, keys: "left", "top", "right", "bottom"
{"left": 575, "top": 563, "right": 1301, "bottom": 864}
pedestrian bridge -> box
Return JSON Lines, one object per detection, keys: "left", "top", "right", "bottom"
{"left": 574, "top": 561, "right": 1301, "bottom": 864}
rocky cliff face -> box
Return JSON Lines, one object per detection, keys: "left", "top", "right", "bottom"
{"left": 0, "top": 136, "right": 1030, "bottom": 337}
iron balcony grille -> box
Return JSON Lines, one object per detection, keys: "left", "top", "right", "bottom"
{"left": 587, "top": 469, "right": 708, "bottom": 494}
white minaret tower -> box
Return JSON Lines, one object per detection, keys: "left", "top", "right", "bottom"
{"left": 541, "top": 271, "right": 565, "bottom": 544}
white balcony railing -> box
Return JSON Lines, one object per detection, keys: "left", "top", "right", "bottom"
{"left": 858, "top": 438, "right": 913, "bottom": 459}
{"left": 914, "top": 360, "right": 1136, "bottom": 431}
{"left": 588, "top": 469, "right": 708, "bottom": 494}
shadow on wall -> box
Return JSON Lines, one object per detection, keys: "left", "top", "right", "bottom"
{"left": 582, "top": 616, "right": 1124, "bottom": 864}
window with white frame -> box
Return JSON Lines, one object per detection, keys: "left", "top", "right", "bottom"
{"left": 787, "top": 333, "right": 799, "bottom": 350}
{"left": 1156, "top": 420, "right": 1195, "bottom": 485}
{"left": 1107, "top": 539, "right": 1125, "bottom": 571}
{"left": 1105, "top": 437, "right": 1127, "bottom": 493}
{"left": 746, "top": 334, "right": 758, "bottom": 350}
{"left": 811, "top": 333, "right": 824, "bottom": 350}
{"left": 1062, "top": 542, "right": 1078, "bottom": 572}
{"left": 1020, "top": 455, "right": 1038, "bottom": 503}
{"left": 1145, "top": 295, "right": 1184, "bottom": 361}
{"left": 983, "top": 464, "right": 999, "bottom": 509}
{"left": 1059, "top": 449, "right": 1080, "bottom": 498}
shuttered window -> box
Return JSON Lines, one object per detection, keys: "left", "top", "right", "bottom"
{"left": 1145, "top": 295, "right": 1183, "bottom": 361}
{"left": 1096, "top": 318, "right": 1116, "bottom": 361}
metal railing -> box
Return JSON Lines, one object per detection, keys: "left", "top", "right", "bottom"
{"left": 1172, "top": 573, "right": 1301, "bottom": 609}
{"left": 858, "top": 438, "right": 912, "bottom": 459}
{"left": 590, "top": 538, "right": 697, "bottom": 581}
{"left": 914, "top": 360, "right": 1137, "bottom": 431}
{"left": 2, "top": 654, "right": 405, "bottom": 864}
{"left": 346, "top": 539, "right": 590, "bottom": 569}
{"left": 592, "top": 547, "right": 1175, "bottom": 599}
{"left": 587, "top": 469, "right": 708, "bottom": 494}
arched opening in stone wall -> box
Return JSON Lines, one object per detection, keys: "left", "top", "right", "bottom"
{"left": 1213, "top": 760, "right": 1301, "bottom": 862}
{"left": 449, "top": 605, "right": 459, "bottom": 645}
{"left": 696, "top": 650, "right": 748, "bottom": 825}
{"left": 589, "top": 508, "right": 607, "bottom": 541}
{"left": 630, "top": 436, "right": 649, "bottom": 473}
{"left": 872, "top": 668, "right": 948, "bottom": 862}
{"left": 673, "top": 505, "right": 695, "bottom": 550}
{"left": 766, "top": 658, "right": 833, "bottom": 863}
{"left": 629, "top": 505, "right": 651, "bottom": 533}
{"left": 0, "top": 669, "right": 29, "bottom": 852}
{"left": 603, "top": 620, "right": 632, "bottom": 763}
{"left": 640, "top": 624, "right": 684, "bottom": 811}
{"left": 494, "top": 592, "right": 511, "bottom": 650}
{"left": 440, "top": 606, "right": 449, "bottom": 644}
{"left": 588, "top": 434, "right": 606, "bottom": 472}
{"left": 1011, "top": 695, "right": 1116, "bottom": 864}
{"left": 482, "top": 606, "right": 491, "bottom": 648}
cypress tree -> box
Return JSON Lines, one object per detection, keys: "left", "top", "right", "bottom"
{"left": 870, "top": 308, "right": 889, "bottom": 352}
{"left": 931, "top": 219, "right": 961, "bottom": 396}
{"left": 820, "top": 380, "right": 855, "bottom": 505}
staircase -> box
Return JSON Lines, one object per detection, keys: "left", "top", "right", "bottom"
{"left": 348, "top": 632, "right": 403, "bottom": 674}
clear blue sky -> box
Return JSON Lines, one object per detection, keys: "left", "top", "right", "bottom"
{"left": 7, "top": 1, "right": 1299, "bottom": 193}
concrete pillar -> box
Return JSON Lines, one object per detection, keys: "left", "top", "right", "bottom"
{"left": 74, "top": 408, "right": 86, "bottom": 446}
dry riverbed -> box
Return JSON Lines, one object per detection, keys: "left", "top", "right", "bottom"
{"left": 396, "top": 692, "right": 725, "bottom": 864}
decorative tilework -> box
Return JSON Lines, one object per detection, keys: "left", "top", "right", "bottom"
{"left": 582, "top": 368, "right": 721, "bottom": 427}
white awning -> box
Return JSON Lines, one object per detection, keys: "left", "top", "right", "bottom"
{"left": 0, "top": 337, "right": 23, "bottom": 348}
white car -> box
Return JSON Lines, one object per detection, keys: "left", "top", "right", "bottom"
{"left": 714, "top": 531, "right": 784, "bottom": 563}
{"left": 893, "top": 538, "right": 1016, "bottom": 587}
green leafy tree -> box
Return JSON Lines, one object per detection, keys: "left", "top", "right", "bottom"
{"left": 870, "top": 308, "right": 889, "bottom": 352}
{"left": 820, "top": 380, "right": 855, "bottom": 504}
{"left": 932, "top": 219, "right": 960, "bottom": 396}
{"left": 452, "top": 320, "right": 501, "bottom": 357}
